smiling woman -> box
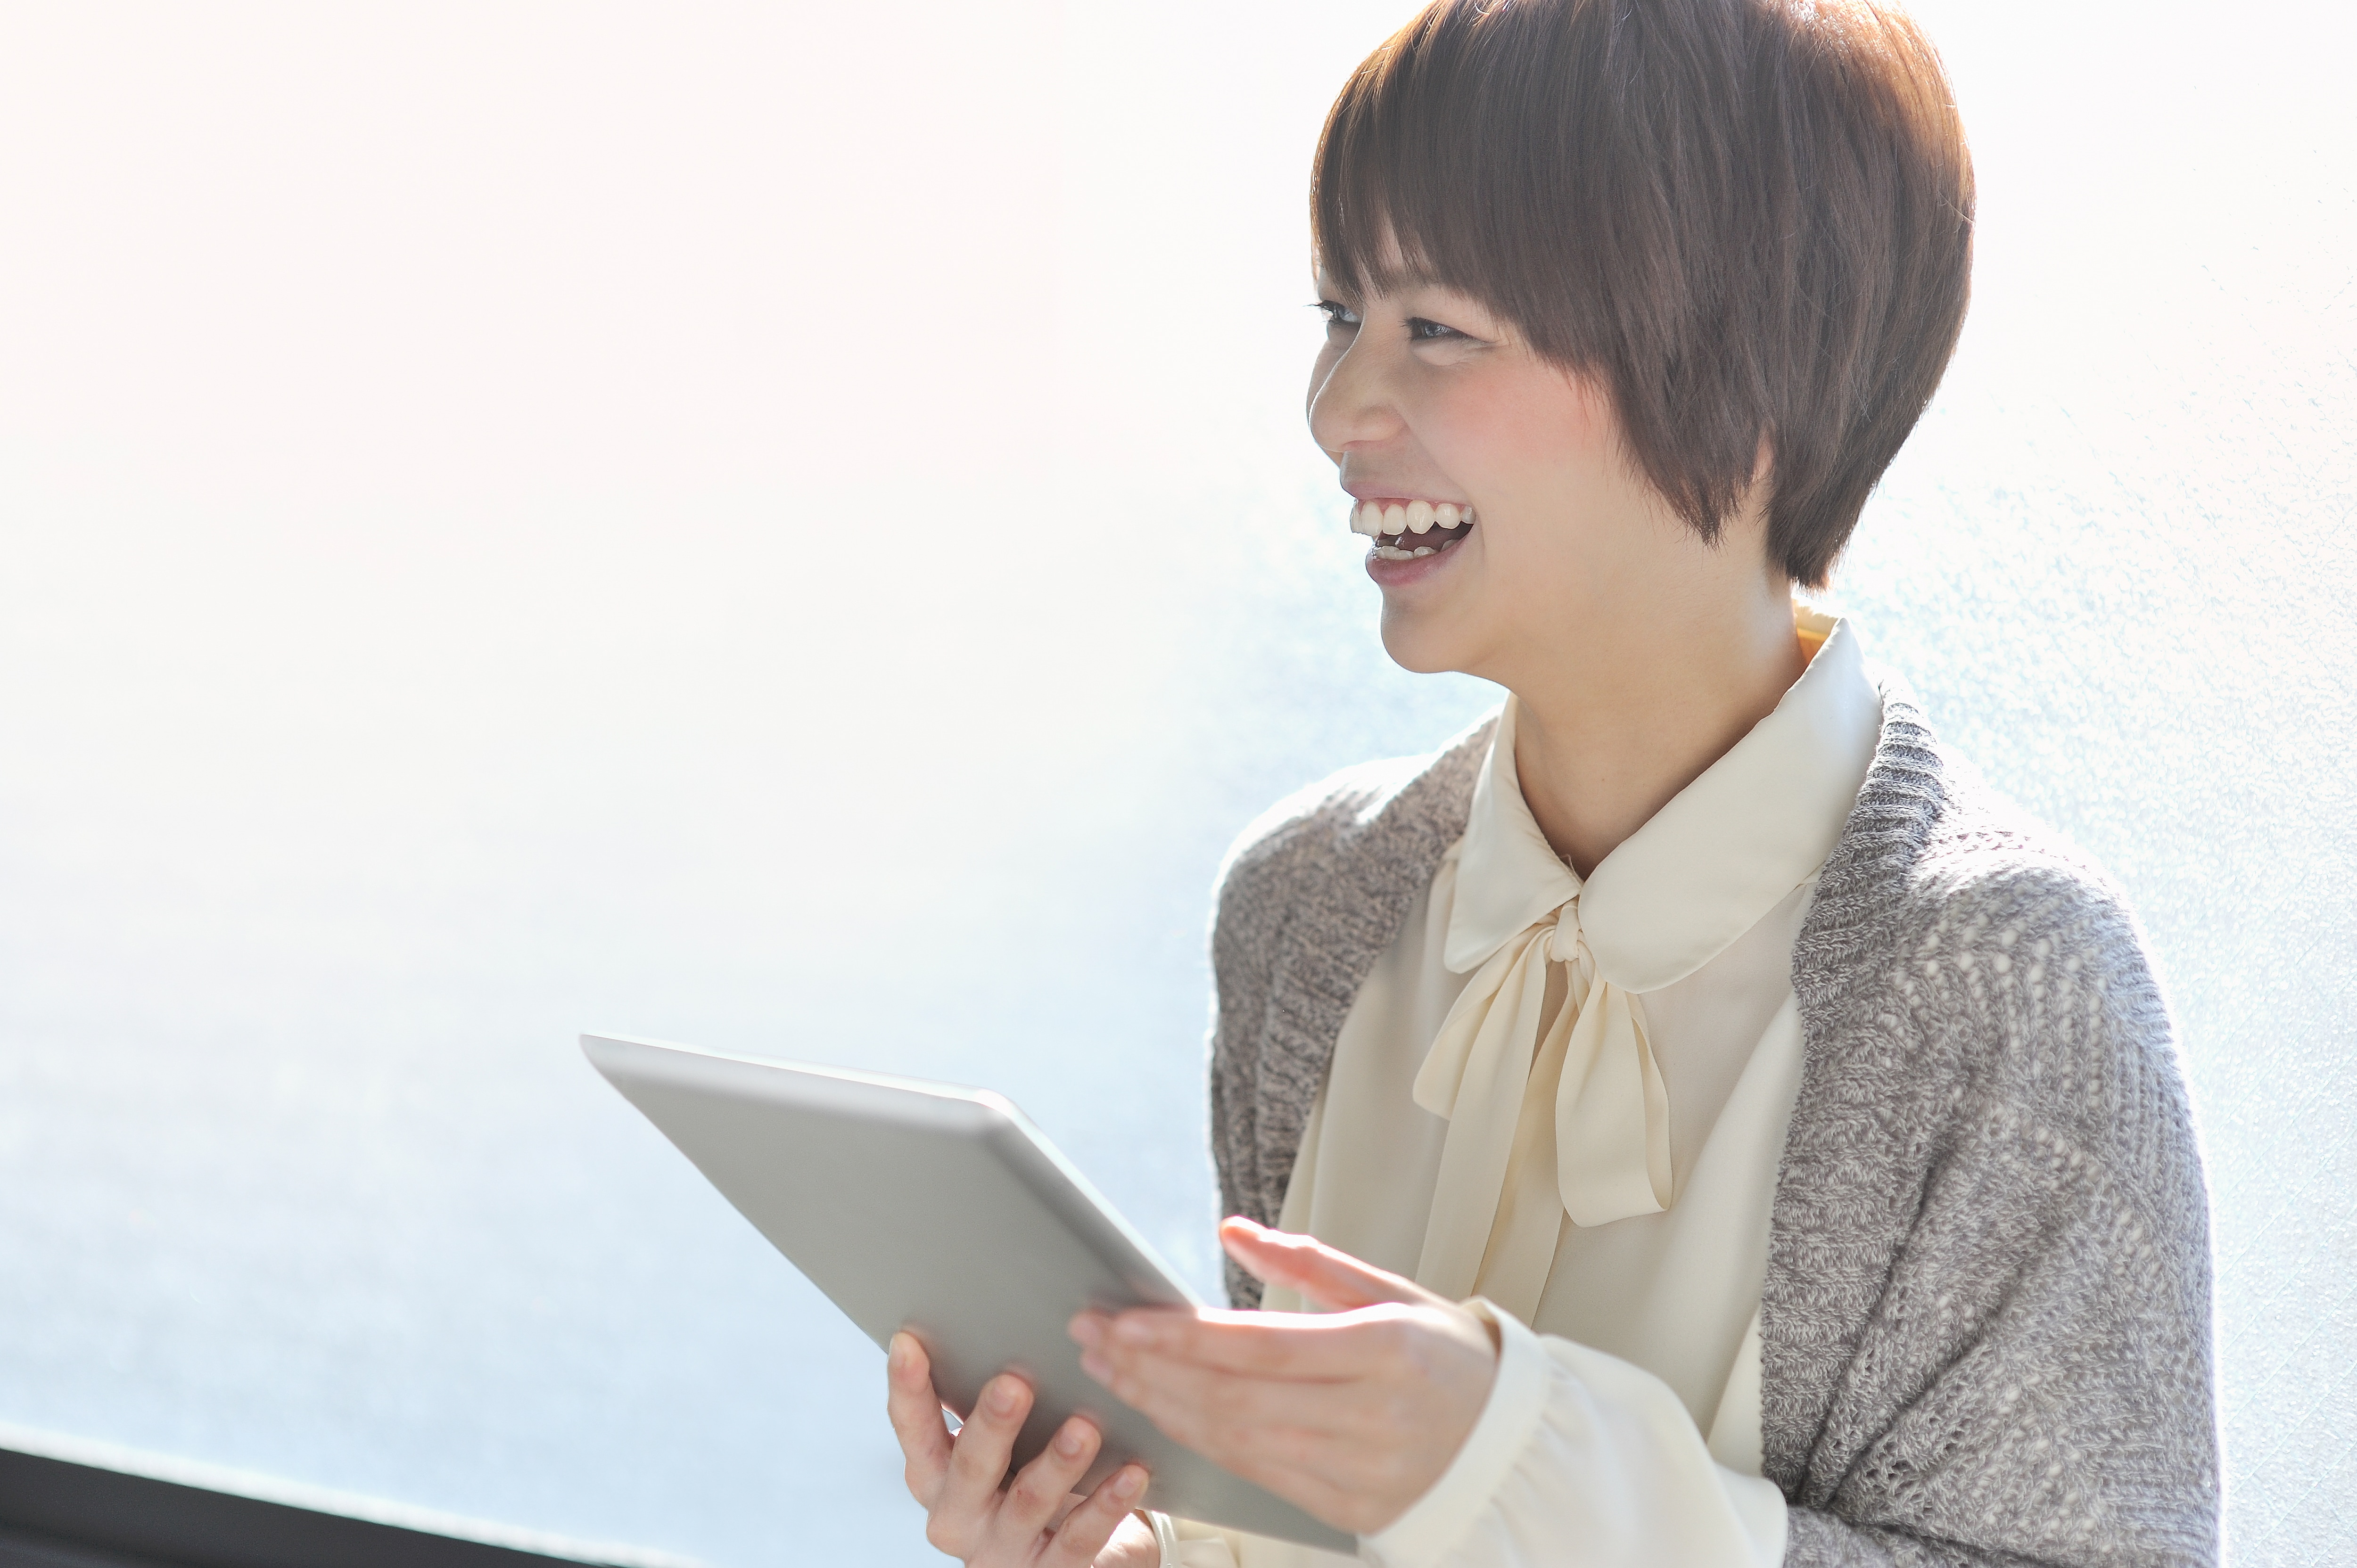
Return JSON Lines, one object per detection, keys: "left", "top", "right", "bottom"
{"left": 1308, "top": 277, "right": 1813, "bottom": 880}
{"left": 884, "top": 1, "right": 2217, "bottom": 1566}
{"left": 0, "top": 0, "right": 2346, "bottom": 1562}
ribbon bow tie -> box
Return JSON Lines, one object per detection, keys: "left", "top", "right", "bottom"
{"left": 1409, "top": 892, "right": 1673, "bottom": 1314}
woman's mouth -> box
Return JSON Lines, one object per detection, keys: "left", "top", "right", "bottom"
{"left": 1350, "top": 499, "right": 1476, "bottom": 560}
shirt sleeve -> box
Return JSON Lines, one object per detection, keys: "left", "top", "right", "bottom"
{"left": 1362, "top": 1302, "right": 1787, "bottom": 1568}
{"left": 1162, "top": 1513, "right": 1243, "bottom": 1567}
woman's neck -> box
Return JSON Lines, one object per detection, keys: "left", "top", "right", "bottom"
{"left": 1508, "top": 572, "right": 1805, "bottom": 879}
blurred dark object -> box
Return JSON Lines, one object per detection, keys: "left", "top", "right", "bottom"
{"left": 0, "top": 1444, "right": 661, "bottom": 1568}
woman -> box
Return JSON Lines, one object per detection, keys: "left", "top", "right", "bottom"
{"left": 886, "top": 1, "right": 2219, "bottom": 1564}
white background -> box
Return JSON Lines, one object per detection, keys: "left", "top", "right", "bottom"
{"left": 0, "top": 2, "right": 2349, "bottom": 1563}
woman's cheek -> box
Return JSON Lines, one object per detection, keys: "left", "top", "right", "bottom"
{"left": 1425, "top": 367, "right": 1600, "bottom": 503}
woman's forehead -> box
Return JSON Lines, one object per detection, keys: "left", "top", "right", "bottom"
{"left": 1317, "top": 220, "right": 1435, "bottom": 290}
{"left": 1316, "top": 260, "right": 1489, "bottom": 319}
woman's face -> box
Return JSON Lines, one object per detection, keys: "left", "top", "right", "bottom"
{"left": 1306, "top": 265, "right": 1711, "bottom": 684}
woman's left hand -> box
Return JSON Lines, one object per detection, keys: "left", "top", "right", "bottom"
{"left": 1068, "top": 1216, "right": 1497, "bottom": 1537}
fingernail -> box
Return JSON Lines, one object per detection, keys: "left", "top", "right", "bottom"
{"left": 1112, "top": 1316, "right": 1156, "bottom": 1346}
{"left": 1068, "top": 1315, "right": 1102, "bottom": 1347}
{"left": 1054, "top": 1419, "right": 1088, "bottom": 1458}
{"left": 1113, "top": 1466, "right": 1146, "bottom": 1500}
{"left": 887, "top": 1334, "right": 910, "bottom": 1372}
{"left": 1080, "top": 1351, "right": 1112, "bottom": 1383}
{"left": 987, "top": 1378, "right": 1022, "bottom": 1415}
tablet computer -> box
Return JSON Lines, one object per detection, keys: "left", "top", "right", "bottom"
{"left": 582, "top": 1033, "right": 1352, "bottom": 1552}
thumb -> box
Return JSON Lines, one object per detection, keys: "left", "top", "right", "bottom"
{"left": 1219, "top": 1216, "right": 1445, "bottom": 1313}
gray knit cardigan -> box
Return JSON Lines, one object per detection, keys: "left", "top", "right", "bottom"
{"left": 1206, "top": 677, "right": 2219, "bottom": 1566}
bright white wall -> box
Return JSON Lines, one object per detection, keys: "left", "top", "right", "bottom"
{"left": 0, "top": 3, "right": 2347, "bottom": 1564}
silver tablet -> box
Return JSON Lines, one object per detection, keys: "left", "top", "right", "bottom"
{"left": 582, "top": 1033, "right": 1352, "bottom": 1553}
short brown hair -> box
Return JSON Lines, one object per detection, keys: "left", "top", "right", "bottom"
{"left": 1313, "top": 0, "right": 1973, "bottom": 586}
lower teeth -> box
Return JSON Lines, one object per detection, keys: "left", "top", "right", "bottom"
{"left": 1373, "top": 531, "right": 1467, "bottom": 561}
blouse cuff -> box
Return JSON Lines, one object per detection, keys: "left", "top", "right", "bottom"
{"left": 1361, "top": 1300, "right": 1788, "bottom": 1568}
{"left": 1164, "top": 1511, "right": 1246, "bottom": 1568}
{"left": 1363, "top": 1297, "right": 1553, "bottom": 1565}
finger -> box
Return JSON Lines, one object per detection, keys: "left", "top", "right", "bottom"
{"left": 883, "top": 1333, "right": 954, "bottom": 1507}
{"left": 992, "top": 1417, "right": 1102, "bottom": 1548}
{"left": 933, "top": 1371, "right": 1033, "bottom": 1528}
{"left": 1220, "top": 1216, "right": 1442, "bottom": 1312}
{"left": 1068, "top": 1367, "right": 1393, "bottom": 1537}
{"left": 1069, "top": 1305, "right": 1190, "bottom": 1362}
{"left": 1094, "top": 1300, "right": 1434, "bottom": 1381}
{"left": 1066, "top": 1308, "right": 1119, "bottom": 1354}
{"left": 1042, "top": 1464, "right": 1150, "bottom": 1567}
{"left": 1229, "top": 1458, "right": 1388, "bottom": 1540}
{"left": 1088, "top": 1345, "right": 1379, "bottom": 1454}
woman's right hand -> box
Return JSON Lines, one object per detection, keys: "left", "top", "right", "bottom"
{"left": 886, "top": 1331, "right": 1161, "bottom": 1566}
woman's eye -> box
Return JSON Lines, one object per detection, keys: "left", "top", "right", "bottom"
{"left": 1314, "top": 299, "right": 1361, "bottom": 328}
{"left": 1406, "top": 316, "right": 1463, "bottom": 342}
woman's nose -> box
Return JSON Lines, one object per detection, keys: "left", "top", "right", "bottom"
{"left": 1308, "top": 337, "right": 1403, "bottom": 455}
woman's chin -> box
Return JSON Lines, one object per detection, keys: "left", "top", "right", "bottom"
{"left": 1367, "top": 533, "right": 1484, "bottom": 676}
{"left": 1376, "top": 611, "right": 1473, "bottom": 676}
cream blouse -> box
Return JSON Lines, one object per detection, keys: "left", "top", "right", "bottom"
{"left": 1169, "top": 611, "right": 1881, "bottom": 1568}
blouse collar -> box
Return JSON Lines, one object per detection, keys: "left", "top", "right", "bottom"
{"left": 1444, "top": 611, "right": 1881, "bottom": 991}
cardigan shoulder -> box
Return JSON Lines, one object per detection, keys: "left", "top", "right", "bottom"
{"left": 1211, "top": 754, "right": 1417, "bottom": 929}
{"left": 1211, "top": 734, "right": 1481, "bottom": 967}
{"left": 1773, "top": 679, "right": 2217, "bottom": 1564}
{"left": 1795, "top": 685, "right": 2191, "bottom": 1176}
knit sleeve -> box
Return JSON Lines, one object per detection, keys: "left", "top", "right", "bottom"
{"left": 1205, "top": 769, "right": 1344, "bottom": 1308}
{"left": 1771, "top": 851, "right": 2221, "bottom": 1567}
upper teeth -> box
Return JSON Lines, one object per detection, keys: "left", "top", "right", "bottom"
{"left": 1351, "top": 500, "right": 1472, "bottom": 537}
